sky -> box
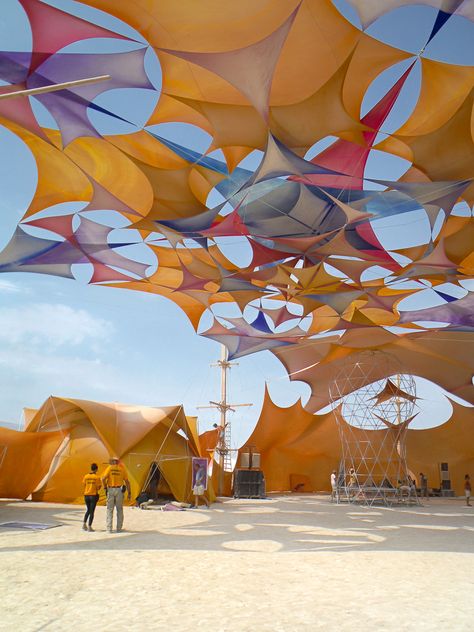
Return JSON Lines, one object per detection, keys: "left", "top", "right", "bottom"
{"left": 0, "top": 0, "right": 473, "bottom": 445}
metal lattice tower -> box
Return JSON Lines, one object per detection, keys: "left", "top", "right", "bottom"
{"left": 329, "top": 350, "right": 419, "bottom": 506}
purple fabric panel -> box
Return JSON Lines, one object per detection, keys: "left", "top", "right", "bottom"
{"left": 222, "top": 316, "right": 305, "bottom": 340}
{"left": 262, "top": 306, "right": 300, "bottom": 327}
{"left": 200, "top": 332, "right": 240, "bottom": 357}
{"left": 24, "top": 240, "right": 84, "bottom": 265}
{"left": 27, "top": 48, "right": 153, "bottom": 97}
{"left": 201, "top": 318, "right": 294, "bottom": 357}
{"left": 230, "top": 335, "right": 290, "bottom": 360}
{"left": 398, "top": 293, "right": 474, "bottom": 327}
{"left": 0, "top": 227, "right": 78, "bottom": 277}
{"left": 39, "top": 94, "right": 104, "bottom": 146}
{"left": 0, "top": 261, "right": 75, "bottom": 278}
{"left": 0, "top": 226, "right": 68, "bottom": 265}
{"left": 75, "top": 216, "right": 149, "bottom": 276}
{"left": 250, "top": 311, "right": 273, "bottom": 334}
{"left": 0, "top": 51, "right": 31, "bottom": 84}
{"left": 27, "top": 48, "right": 153, "bottom": 145}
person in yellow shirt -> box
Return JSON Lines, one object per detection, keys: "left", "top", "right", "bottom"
{"left": 101, "top": 456, "right": 131, "bottom": 533}
{"left": 82, "top": 463, "right": 101, "bottom": 532}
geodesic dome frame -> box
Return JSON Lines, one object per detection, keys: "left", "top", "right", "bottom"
{"left": 329, "top": 350, "right": 419, "bottom": 506}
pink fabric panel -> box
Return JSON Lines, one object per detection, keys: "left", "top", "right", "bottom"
{"left": 19, "top": 0, "right": 129, "bottom": 72}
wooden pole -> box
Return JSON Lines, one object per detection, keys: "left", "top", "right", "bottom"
{"left": 0, "top": 74, "right": 111, "bottom": 100}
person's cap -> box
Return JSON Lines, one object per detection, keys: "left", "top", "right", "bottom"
{"left": 110, "top": 455, "right": 119, "bottom": 462}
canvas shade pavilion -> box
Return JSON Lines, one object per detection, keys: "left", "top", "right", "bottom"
{"left": 14, "top": 396, "right": 216, "bottom": 504}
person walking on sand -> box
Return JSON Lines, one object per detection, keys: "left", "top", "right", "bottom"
{"left": 464, "top": 474, "right": 471, "bottom": 507}
{"left": 82, "top": 463, "right": 101, "bottom": 532}
{"left": 419, "top": 472, "right": 428, "bottom": 501}
{"left": 101, "top": 456, "right": 131, "bottom": 533}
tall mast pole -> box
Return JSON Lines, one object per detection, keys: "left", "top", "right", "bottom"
{"left": 218, "top": 344, "right": 229, "bottom": 493}
{"left": 198, "top": 344, "right": 252, "bottom": 496}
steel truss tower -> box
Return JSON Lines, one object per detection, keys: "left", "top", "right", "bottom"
{"left": 329, "top": 351, "right": 419, "bottom": 507}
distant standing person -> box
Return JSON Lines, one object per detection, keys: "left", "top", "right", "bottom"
{"left": 348, "top": 467, "right": 358, "bottom": 488}
{"left": 192, "top": 458, "right": 210, "bottom": 509}
{"left": 82, "top": 463, "right": 101, "bottom": 532}
{"left": 101, "top": 456, "right": 131, "bottom": 533}
{"left": 419, "top": 472, "right": 428, "bottom": 501}
{"left": 330, "top": 470, "right": 337, "bottom": 502}
{"left": 464, "top": 474, "right": 471, "bottom": 507}
{"left": 348, "top": 467, "right": 358, "bottom": 499}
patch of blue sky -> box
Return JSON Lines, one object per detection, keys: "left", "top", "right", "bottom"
{"left": 360, "top": 265, "right": 395, "bottom": 283}
{"left": 0, "top": 0, "right": 31, "bottom": 51}
{"left": 398, "top": 288, "right": 460, "bottom": 311}
{"left": 366, "top": 4, "right": 474, "bottom": 65}
{"left": 370, "top": 208, "right": 432, "bottom": 251}
{"left": 212, "top": 236, "right": 253, "bottom": 268}
{"left": 147, "top": 122, "right": 212, "bottom": 155}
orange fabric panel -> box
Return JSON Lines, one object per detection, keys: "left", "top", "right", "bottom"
{"left": 0, "top": 427, "right": 65, "bottom": 499}
{"left": 272, "top": 330, "right": 474, "bottom": 414}
{"left": 0, "top": 117, "right": 92, "bottom": 218}
{"left": 32, "top": 422, "right": 109, "bottom": 504}
{"left": 199, "top": 428, "right": 219, "bottom": 456}
{"left": 396, "top": 58, "right": 474, "bottom": 137}
{"left": 398, "top": 92, "right": 474, "bottom": 204}
{"left": 65, "top": 137, "right": 154, "bottom": 217}
{"left": 406, "top": 401, "right": 474, "bottom": 495}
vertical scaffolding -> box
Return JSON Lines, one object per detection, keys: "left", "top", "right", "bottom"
{"left": 329, "top": 351, "right": 419, "bottom": 506}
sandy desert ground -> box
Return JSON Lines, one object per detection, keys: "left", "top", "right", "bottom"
{"left": 1, "top": 494, "right": 473, "bottom": 632}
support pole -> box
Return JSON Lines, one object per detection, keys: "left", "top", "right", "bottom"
{"left": 0, "top": 75, "right": 111, "bottom": 101}
{"left": 218, "top": 345, "right": 228, "bottom": 497}
{"left": 197, "top": 344, "right": 252, "bottom": 496}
